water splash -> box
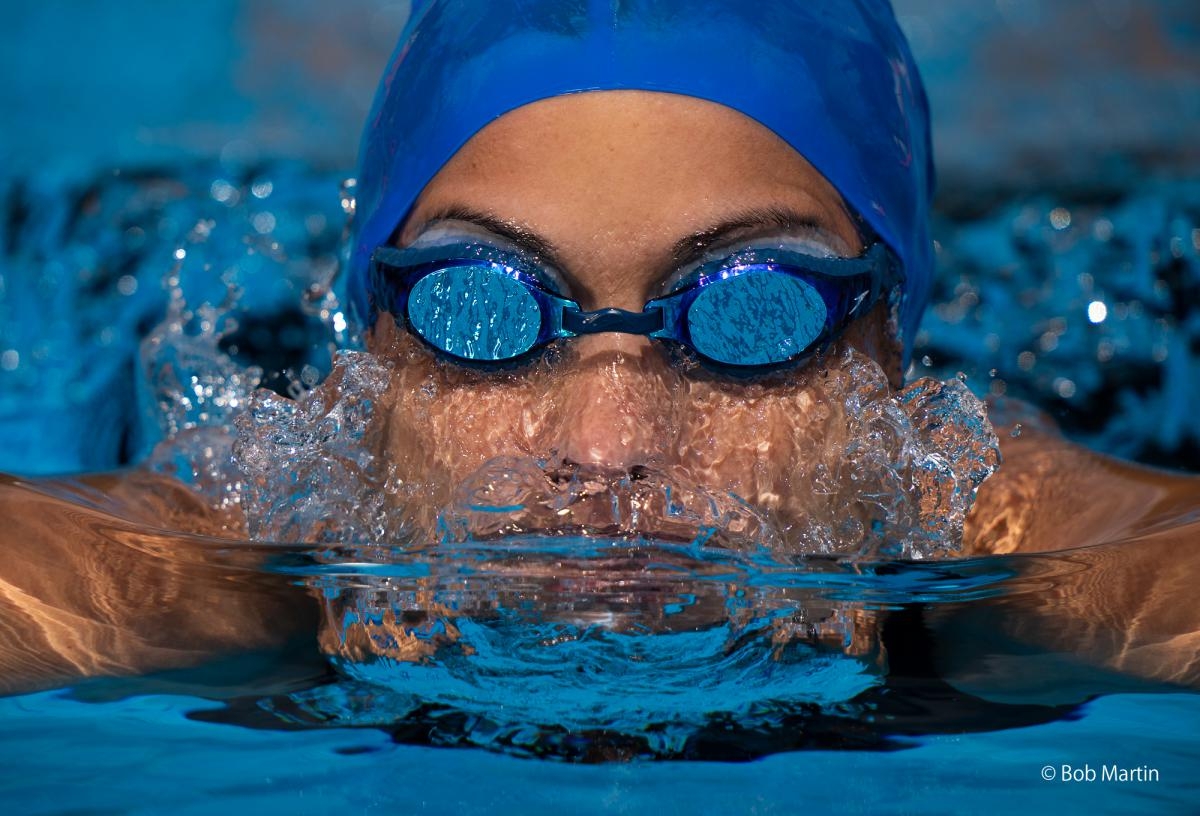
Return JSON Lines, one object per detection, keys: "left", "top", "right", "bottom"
{"left": 438, "top": 457, "right": 782, "bottom": 552}
{"left": 137, "top": 268, "right": 260, "bottom": 518}
{"left": 210, "top": 344, "right": 998, "bottom": 561}
{"left": 233, "top": 350, "right": 399, "bottom": 544}
{"left": 139, "top": 269, "right": 262, "bottom": 439}
{"left": 761, "top": 348, "right": 1001, "bottom": 559}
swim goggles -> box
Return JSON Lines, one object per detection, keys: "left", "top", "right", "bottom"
{"left": 367, "top": 240, "right": 900, "bottom": 373}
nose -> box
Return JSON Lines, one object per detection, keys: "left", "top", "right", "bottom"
{"left": 546, "top": 333, "right": 679, "bottom": 470}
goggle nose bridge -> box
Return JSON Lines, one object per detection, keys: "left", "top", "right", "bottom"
{"left": 560, "top": 306, "right": 665, "bottom": 336}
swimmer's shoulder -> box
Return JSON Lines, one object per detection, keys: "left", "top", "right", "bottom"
{"left": 963, "top": 399, "right": 1200, "bottom": 556}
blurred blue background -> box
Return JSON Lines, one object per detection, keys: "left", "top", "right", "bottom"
{"left": 2, "top": 0, "right": 1196, "bottom": 184}
{"left": 0, "top": 0, "right": 1198, "bottom": 475}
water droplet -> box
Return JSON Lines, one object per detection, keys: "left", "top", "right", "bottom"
{"left": 1053, "top": 377, "right": 1076, "bottom": 399}
{"left": 210, "top": 179, "right": 237, "bottom": 204}
{"left": 252, "top": 212, "right": 277, "bottom": 235}
{"left": 339, "top": 178, "right": 357, "bottom": 216}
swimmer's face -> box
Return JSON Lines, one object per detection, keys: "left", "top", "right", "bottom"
{"left": 367, "top": 91, "right": 901, "bottom": 534}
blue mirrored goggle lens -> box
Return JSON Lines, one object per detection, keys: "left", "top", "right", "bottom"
{"left": 686, "top": 270, "right": 828, "bottom": 366}
{"left": 407, "top": 264, "right": 543, "bottom": 361}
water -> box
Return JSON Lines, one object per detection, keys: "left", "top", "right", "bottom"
{"left": 205, "top": 346, "right": 996, "bottom": 559}
{"left": 2, "top": 476, "right": 1198, "bottom": 811}
{"left": 0, "top": 689, "right": 1193, "bottom": 814}
{"left": 2, "top": 2, "right": 1198, "bottom": 809}
{"left": 2, "top": 166, "right": 1200, "bottom": 812}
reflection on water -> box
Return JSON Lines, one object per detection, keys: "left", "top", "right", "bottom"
{"left": 0, "top": 476, "right": 317, "bottom": 697}
{"left": 304, "top": 540, "right": 886, "bottom": 757}
{"left": 5, "top": 475, "right": 1180, "bottom": 762}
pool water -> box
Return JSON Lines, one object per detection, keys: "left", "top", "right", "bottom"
{"left": 2, "top": 516, "right": 1199, "bottom": 814}
{"left": 2, "top": 686, "right": 1190, "bottom": 811}
{"left": 1, "top": 689, "right": 1196, "bottom": 814}
{"left": 2, "top": 463, "right": 1199, "bottom": 812}
{"left": 2, "top": 2, "right": 1199, "bottom": 810}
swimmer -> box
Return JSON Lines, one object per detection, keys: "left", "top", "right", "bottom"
{"left": 1, "top": 0, "right": 1198, "bottom": 697}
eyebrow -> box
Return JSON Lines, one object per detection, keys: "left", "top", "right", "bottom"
{"left": 414, "top": 204, "right": 570, "bottom": 268}
{"left": 411, "top": 203, "right": 835, "bottom": 296}
{"left": 666, "top": 206, "right": 830, "bottom": 271}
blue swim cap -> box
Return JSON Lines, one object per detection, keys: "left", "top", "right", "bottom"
{"left": 350, "top": 0, "right": 933, "bottom": 356}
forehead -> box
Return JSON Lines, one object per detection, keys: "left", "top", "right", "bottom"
{"left": 401, "top": 91, "right": 857, "bottom": 249}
